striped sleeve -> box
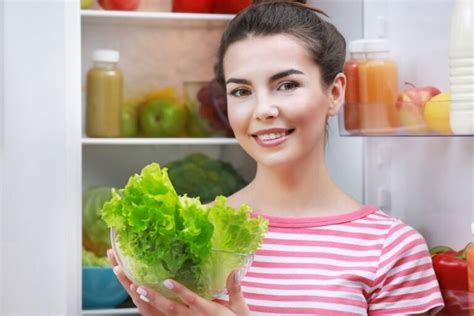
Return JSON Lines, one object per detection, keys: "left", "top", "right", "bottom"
{"left": 368, "top": 220, "right": 444, "bottom": 315}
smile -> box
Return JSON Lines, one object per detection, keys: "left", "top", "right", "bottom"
{"left": 251, "top": 129, "right": 295, "bottom": 147}
{"left": 258, "top": 131, "right": 289, "bottom": 141}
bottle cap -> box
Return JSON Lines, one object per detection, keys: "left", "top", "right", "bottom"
{"left": 348, "top": 40, "right": 366, "bottom": 53}
{"left": 364, "top": 39, "right": 390, "bottom": 53}
{"left": 92, "top": 49, "right": 120, "bottom": 63}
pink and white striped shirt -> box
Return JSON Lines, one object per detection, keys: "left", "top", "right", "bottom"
{"left": 216, "top": 206, "right": 444, "bottom": 315}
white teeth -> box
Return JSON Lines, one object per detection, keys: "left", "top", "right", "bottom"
{"left": 259, "top": 132, "right": 287, "bottom": 141}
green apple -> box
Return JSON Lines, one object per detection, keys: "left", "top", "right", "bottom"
{"left": 140, "top": 99, "right": 187, "bottom": 137}
{"left": 186, "top": 101, "right": 212, "bottom": 137}
{"left": 81, "top": 0, "right": 95, "bottom": 9}
{"left": 121, "top": 101, "right": 138, "bottom": 137}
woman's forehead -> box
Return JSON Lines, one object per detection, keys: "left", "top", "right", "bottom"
{"left": 223, "top": 34, "right": 315, "bottom": 78}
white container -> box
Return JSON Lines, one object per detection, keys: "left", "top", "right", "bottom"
{"left": 449, "top": 0, "right": 474, "bottom": 133}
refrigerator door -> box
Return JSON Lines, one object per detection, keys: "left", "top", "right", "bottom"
{"left": 363, "top": 0, "right": 474, "bottom": 248}
{"left": 0, "top": 1, "right": 82, "bottom": 314}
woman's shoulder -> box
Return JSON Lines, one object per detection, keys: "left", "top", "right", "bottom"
{"left": 204, "top": 186, "right": 251, "bottom": 208}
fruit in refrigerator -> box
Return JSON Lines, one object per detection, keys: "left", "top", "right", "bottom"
{"left": 140, "top": 99, "right": 187, "bottom": 137}
{"left": 172, "top": 0, "right": 213, "bottom": 13}
{"left": 395, "top": 82, "right": 441, "bottom": 132}
{"left": 194, "top": 80, "right": 234, "bottom": 137}
{"left": 81, "top": 0, "right": 95, "bottom": 9}
{"left": 423, "top": 92, "right": 453, "bottom": 134}
{"left": 121, "top": 101, "right": 138, "bottom": 137}
{"left": 212, "top": 0, "right": 251, "bottom": 13}
{"left": 98, "top": 0, "right": 139, "bottom": 11}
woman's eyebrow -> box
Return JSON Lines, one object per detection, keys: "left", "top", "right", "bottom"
{"left": 270, "top": 69, "right": 304, "bottom": 82}
{"left": 225, "top": 69, "right": 304, "bottom": 86}
{"left": 226, "top": 78, "right": 251, "bottom": 85}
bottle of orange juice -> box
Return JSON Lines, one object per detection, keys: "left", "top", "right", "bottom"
{"left": 468, "top": 222, "right": 474, "bottom": 315}
{"left": 343, "top": 40, "right": 366, "bottom": 133}
{"left": 358, "top": 40, "right": 400, "bottom": 134}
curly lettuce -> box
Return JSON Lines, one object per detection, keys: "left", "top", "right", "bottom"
{"left": 101, "top": 163, "right": 268, "bottom": 298}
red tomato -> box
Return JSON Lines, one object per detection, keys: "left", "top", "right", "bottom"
{"left": 212, "top": 0, "right": 251, "bottom": 13}
{"left": 172, "top": 0, "right": 213, "bottom": 13}
{"left": 98, "top": 0, "right": 139, "bottom": 11}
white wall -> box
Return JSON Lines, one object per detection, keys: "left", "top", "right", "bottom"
{"left": 363, "top": 0, "right": 474, "bottom": 248}
{"left": 1, "top": 1, "right": 82, "bottom": 315}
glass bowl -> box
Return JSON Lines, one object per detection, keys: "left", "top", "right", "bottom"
{"left": 111, "top": 229, "right": 254, "bottom": 300}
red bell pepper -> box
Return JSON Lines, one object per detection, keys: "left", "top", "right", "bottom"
{"left": 431, "top": 246, "right": 469, "bottom": 315}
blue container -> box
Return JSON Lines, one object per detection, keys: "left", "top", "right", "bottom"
{"left": 82, "top": 266, "right": 129, "bottom": 309}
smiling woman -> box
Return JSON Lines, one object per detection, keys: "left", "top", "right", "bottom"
{"left": 108, "top": 1, "right": 445, "bottom": 315}
{"left": 222, "top": 34, "right": 344, "bottom": 168}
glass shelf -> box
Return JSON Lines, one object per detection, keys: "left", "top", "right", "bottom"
{"left": 82, "top": 307, "right": 138, "bottom": 315}
{"left": 338, "top": 99, "right": 474, "bottom": 137}
{"left": 82, "top": 137, "right": 239, "bottom": 145}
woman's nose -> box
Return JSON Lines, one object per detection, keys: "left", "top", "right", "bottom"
{"left": 253, "top": 93, "right": 279, "bottom": 121}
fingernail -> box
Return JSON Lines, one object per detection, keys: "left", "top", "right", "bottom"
{"left": 234, "top": 270, "right": 240, "bottom": 283}
{"left": 113, "top": 266, "right": 119, "bottom": 275}
{"left": 163, "top": 279, "right": 174, "bottom": 290}
{"left": 107, "top": 249, "right": 113, "bottom": 261}
{"left": 136, "top": 287, "right": 147, "bottom": 297}
{"left": 139, "top": 295, "right": 150, "bottom": 303}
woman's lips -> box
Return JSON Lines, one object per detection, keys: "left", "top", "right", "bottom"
{"left": 251, "top": 129, "right": 295, "bottom": 147}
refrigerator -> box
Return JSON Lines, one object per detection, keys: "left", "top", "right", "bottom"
{"left": 0, "top": 0, "right": 472, "bottom": 315}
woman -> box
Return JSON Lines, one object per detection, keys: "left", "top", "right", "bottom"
{"left": 109, "top": 1, "right": 444, "bottom": 315}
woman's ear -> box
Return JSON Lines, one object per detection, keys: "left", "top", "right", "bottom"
{"left": 327, "top": 73, "right": 346, "bottom": 117}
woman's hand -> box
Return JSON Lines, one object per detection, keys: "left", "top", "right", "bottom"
{"left": 107, "top": 249, "right": 251, "bottom": 316}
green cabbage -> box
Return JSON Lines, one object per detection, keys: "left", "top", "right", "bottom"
{"left": 101, "top": 163, "right": 267, "bottom": 298}
{"left": 82, "top": 248, "right": 110, "bottom": 267}
{"left": 165, "top": 153, "right": 247, "bottom": 204}
{"left": 83, "top": 187, "right": 114, "bottom": 256}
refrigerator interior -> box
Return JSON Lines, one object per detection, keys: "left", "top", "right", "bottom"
{"left": 81, "top": 0, "right": 365, "bottom": 200}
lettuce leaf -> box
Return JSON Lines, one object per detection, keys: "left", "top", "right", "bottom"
{"left": 101, "top": 162, "right": 268, "bottom": 298}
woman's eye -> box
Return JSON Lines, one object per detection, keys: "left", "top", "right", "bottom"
{"left": 230, "top": 88, "right": 251, "bottom": 97}
{"left": 278, "top": 81, "right": 299, "bottom": 91}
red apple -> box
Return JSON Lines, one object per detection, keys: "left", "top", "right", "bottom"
{"left": 396, "top": 82, "right": 441, "bottom": 132}
{"left": 98, "top": 0, "right": 139, "bottom": 11}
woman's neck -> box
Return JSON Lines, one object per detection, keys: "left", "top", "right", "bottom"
{"left": 241, "top": 149, "right": 361, "bottom": 218}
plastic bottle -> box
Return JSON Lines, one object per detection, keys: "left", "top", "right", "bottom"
{"left": 468, "top": 222, "right": 474, "bottom": 315}
{"left": 358, "top": 39, "right": 400, "bottom": 134}
{"left": 449, "top": 0, "right": 474, "bottom": 134}
{"left": 343, "top": 40, "right": 366, "bottom": 133}
{"left": 86, "top": 49, "right": 123, "bottom": 137}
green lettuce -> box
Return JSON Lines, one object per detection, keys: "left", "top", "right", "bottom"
{"left": 101, "top": 163, "right": 268, "bottom": 298}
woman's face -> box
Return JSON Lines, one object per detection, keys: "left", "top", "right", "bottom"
{"left": 223, "top": 34, "right": 341, "bottom": 168}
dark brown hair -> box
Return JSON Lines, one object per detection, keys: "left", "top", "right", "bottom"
{"left": 214, "top": 0, "right": 346, "bottom": 89}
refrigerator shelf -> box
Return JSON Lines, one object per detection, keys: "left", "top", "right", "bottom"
{"left": 82, "top": 307, "right": 138, "bottom": 315}
{"left": 81, "top": 9, "right": 234, "bottom": 25}
{"left": 81, "top": 137, "right": 239, "bottom": 145}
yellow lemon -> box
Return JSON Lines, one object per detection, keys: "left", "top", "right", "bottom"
{"left": 423, "top": 92, "right": 453, "bottom": 134}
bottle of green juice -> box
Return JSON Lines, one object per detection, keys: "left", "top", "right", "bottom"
{"left": 86, "top": 49, "right": 123, "bottom": 137}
